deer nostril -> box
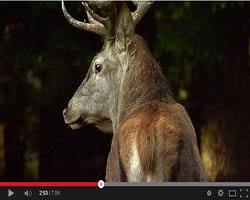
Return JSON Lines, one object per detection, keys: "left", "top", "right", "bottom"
{"left": 63, "top": 108, "right": 68, "bottom": 117}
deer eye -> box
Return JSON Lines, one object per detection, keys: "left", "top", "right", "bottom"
{"left": 95, "top": 64, "right": 102, "bottom": 73}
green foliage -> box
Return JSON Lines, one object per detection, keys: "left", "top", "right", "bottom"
{"left": 153, "top": 2, "right": 249, "bottom": 105}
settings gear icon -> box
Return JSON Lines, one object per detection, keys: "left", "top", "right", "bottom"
{"left": 218, "top": 189, "right": 224, "bottom": 197}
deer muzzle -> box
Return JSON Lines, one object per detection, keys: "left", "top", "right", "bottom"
{"left": 63, "top": 106, "right": 85, "bottom": 130}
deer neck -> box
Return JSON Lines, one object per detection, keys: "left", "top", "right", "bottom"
{"left": 111, "top": 36, "right": 174, "bottom": 134}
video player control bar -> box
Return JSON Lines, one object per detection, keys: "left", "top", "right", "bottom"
{"left": 0, "top": 182, "right": 249, "bottom": 200}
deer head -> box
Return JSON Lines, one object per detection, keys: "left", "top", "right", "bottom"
{"left": 62, "top": 1, "right": 154, "bottom": 133}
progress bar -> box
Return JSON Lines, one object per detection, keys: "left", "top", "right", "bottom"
{"left": 105, "top": 182, "right": 250, "bottom": 187}
{"left": 0, "top": 182, "right": 98, "bottom": 187}
{"left": 1, "top": 181, "right": 250, "bottom": 187}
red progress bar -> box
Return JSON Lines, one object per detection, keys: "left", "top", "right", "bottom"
{"left": 0, "top": 182, "right": 98, "bottom": 187}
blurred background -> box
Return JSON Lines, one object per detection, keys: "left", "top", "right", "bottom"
{"left": 0, "top": 1, "right": 250, "bottom": 182}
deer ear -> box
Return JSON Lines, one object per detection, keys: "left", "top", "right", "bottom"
{"left": 115, "top": 2, "right": 135, "bottom": 52}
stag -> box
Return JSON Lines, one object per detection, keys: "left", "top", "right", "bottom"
{"left": 62, "top": 1, "right": 208, "bottom": 182}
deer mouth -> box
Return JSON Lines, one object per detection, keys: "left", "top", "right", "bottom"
{"left": 66, "top": 117, "right": 86, "bottom": 130}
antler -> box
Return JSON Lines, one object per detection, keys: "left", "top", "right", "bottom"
{"left": 83, "top": 1, "right": 116, "bottom": 41}
{"left": 61, "top": 0, "right": 116, "bottom": 40}
{"left": 131, "top": 1, "right": 154, "bottom": 27}
{"left": 62, "top": 1, "right": 153, "bottom": 38}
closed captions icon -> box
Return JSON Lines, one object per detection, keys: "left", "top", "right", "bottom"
{"left": 229, "top": 190, "right": 237, "bottom": 198}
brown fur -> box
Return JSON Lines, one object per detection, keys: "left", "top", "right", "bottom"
{"left": 111, "top": 101, "right": 208, "bottom": 181}
{"left": 136, "top": 116, "right": 156, "bottom": 175}
{"left": 105, "top": 34, "right": 208, "bottom": 181}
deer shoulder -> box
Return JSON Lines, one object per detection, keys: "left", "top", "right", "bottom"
{"left": 116, "top": 101, "right": 193, "bottom": 182}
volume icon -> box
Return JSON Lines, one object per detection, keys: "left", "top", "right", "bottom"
{"left": 24, "top": 190, "right": 32, "bottom": 197}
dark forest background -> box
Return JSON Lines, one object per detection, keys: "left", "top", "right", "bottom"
{"left": 0, "top": 1, "right": 250, "bottom": 182}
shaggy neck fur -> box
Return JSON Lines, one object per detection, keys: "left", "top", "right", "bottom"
{"left": 111, "top": 35, "right": 175, "bottom": 133}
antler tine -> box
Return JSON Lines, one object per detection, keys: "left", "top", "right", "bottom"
{"left": 87, "top": 1, "right": 116, "bottom": 41}
{"left": 61, "top": 0, "right": 105, "bottom": 37}
{"left": 131, "top": 1, "right": 154, "bottom": 27}
{"left": 86, "top": 10, "right": 103, "bottom": 27}
{"left": 82, "top": 2, "right": 108, "bottom": 25}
